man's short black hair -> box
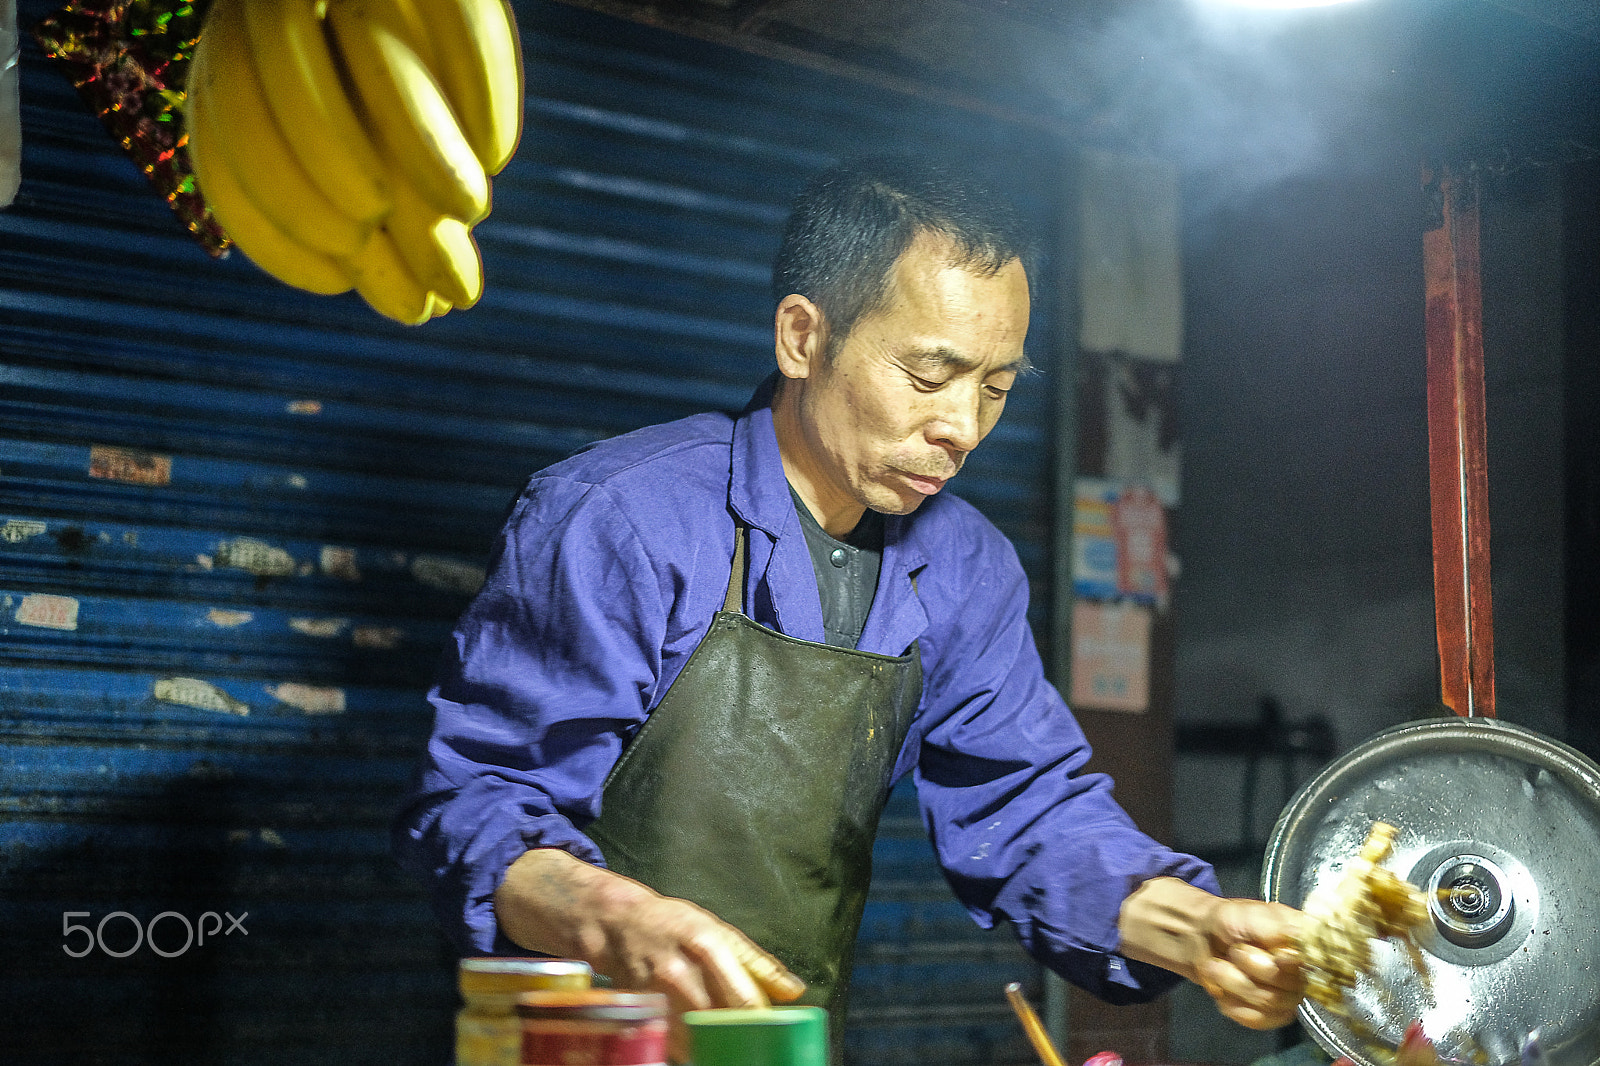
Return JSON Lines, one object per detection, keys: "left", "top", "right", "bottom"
{"left": 771, "top": 154, "right": 1036, "bottom": 348}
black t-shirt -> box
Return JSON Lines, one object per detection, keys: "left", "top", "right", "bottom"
{"left": 788, "top": 485, "right": 884, "bottom": 649}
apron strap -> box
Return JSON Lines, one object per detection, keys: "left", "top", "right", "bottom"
{"left": 723, "top": 522, "right": 747, "bottom": 614}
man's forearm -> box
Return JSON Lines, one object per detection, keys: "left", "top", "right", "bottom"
{"left": 1116, "top": 876, "right": 1306, "bottom": 1030}
{"left": 494, "top": 847, "right": 652, "bottom": 963}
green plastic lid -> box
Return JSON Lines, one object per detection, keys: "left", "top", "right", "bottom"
{"left": 684, "top": 1006, "right": 828, "bottom": 1066}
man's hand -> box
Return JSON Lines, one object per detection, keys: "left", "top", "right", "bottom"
{"left": 1191, "top": 895, "right": 1306, "bottom": 1029}
{"left": 494, "top": 849, "right": 805, "bottom": 1062}
{"left": 1117, "top": 876, "right": 1306, "bottom": 1030}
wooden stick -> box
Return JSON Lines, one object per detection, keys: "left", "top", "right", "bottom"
{"left": 1005, "top": 982, "right": 1068, "bottom": 1066}
{"left": 1423, "top": 160, "right": 1496, "bottom": 718}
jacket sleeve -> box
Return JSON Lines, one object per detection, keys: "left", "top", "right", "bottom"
{"left": 912, "top": 534, "right": 1219, "bottom": 1003}
{"left": 391, "top": 476, "right": 669, "bottom": 954}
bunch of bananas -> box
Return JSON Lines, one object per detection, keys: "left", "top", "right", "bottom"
{"left": 184, "top": 0, "right": 523, "bottom": 324}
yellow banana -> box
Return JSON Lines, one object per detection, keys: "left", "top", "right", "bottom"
{"left": 387, "top": 0, "right": 440, "bottom": 70}
{"left": 385, "top": 179, "right": 484, "bottom": 309}
{"left": 425, "top": 0, "right": 524, "bottom": 174}
{"left": 240, "top": 0, "right": 393, "bottom": 223}
{"left": 185, "top": 86, "right": 354, "bottom": 295}
{"left": 429, "top": 293, "right": 453, "bottom": 319}
{"left": 325, "top": 0, "right": 490, "bottom": 224}
{"left": 350, "top": 227, "right": 436, "bottom": 325}
{"left": 430, "top": 219, "right": 483, "bottom": 309}
{"left": 191, "top": 0, "right": 370, "bottom": 258}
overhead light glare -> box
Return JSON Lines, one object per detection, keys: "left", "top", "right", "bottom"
{"left": 1210, "top": 0, "right": 1365, "bottom": 6}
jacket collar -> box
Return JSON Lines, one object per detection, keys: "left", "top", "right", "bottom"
{"left": 728, "top": 374, "right": 793, "bottom": 539}
{"left": 729, "top": 374, "right": 929, "bottom": 654}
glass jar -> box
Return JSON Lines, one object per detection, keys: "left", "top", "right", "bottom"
{"left": 517, "top": 990, "right": 669, "bottom": 1066}
{"left": 456, "top": 958, "right": 593, "bottom": 1066}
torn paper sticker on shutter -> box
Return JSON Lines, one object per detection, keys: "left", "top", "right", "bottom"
{"left": 154, "top": 677, "right": 250, "bottom": 715}
{"left": 89, "top": 445, "right": 172, "bottom": 486}
{"left": 249, "top": 472, "right": 308, "bottom": 492}
{"left": 267, "top": 682, "right": 346, "bottom": 715}
{"left": 206, "top": 609, "right": 254, "bottom": 628}
{"left": 352, "top": 625, "right": 403, "bottom": 650}
{"left": 320, "top": 545, "right": 361, "bottom": 582}
{"left": 1, "top": 519, "right": 47, "bottom": 543}
{"left": 289, "top": 617, "right": 349, "bottom": 639}
{"left": 411, "top": 554, "right": 486, "bottom": 595}
{"left": 215, "top": 537, "right": 297, "bottom": 577}
{"left": 15, "top": 593, "right": 79, "bottom": 630}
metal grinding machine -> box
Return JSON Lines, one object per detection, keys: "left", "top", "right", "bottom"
{"left": 1260, "top": 165, "right": 1600, "bottom": 1066}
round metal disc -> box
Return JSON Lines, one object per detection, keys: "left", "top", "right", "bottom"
{"left": 1261, "top": 717, "right": 1600, "bottom": 1066}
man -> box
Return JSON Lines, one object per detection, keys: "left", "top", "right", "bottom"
{"left": 395, "top": 156, "right": 1304, "bottom": 1061}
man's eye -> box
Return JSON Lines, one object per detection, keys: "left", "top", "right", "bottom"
{"left": 984, "top": 384, "right": 1010, "bottom": 400}
{"left": 910, "top": 375, "right": 944, "bottom": 391}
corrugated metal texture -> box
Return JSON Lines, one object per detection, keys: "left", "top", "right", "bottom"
{"left": 849, "top": 780, "right": 1046, "bottom": 1065}
{"left": 1, "top": 2, "right": 1066, "bottom": 1062}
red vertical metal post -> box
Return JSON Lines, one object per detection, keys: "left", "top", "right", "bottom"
{"left": 1422, "top": 162, "right": 1496, "bottom": 718}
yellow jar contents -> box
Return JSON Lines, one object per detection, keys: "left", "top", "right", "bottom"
{"left": 456, "top": 958, "right": 593, "bottom": 1066}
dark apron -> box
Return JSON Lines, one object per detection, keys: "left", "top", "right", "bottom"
{"left": 586, "top": 522, "right": 921, "bottom": 1035}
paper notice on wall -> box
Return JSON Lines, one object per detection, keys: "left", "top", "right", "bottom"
{"left": 1070, "top": 599, "right": 1152, "bottom": 714}
{"left": 1073, "top": 478, "right": 1120, "bottom": 600}
{"left": 1079, "top": 150, "right": 1182, "bottom": 362}
{"left": 1111, "top": 484, "right": 1168, "bottom": 605}
{"left": 1104, "top": 357, "right": 1181, "bottom": 506}
{"left": 1073, "top": 479, "right": 1171, "bottom": 607}
{"left": 1, "top": 0, "right": 19, "bottom": 210}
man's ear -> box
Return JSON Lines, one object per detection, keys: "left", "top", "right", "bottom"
{"left": 774, "top": 294, "right": 826, "bottom": 381}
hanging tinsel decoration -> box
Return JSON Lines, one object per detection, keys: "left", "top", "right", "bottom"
{"left": 34, "top": 0, "right": 229, "bottom": 255}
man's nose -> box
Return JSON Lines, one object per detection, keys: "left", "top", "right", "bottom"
{"left": 927, "top": 385, "right": 983, "bottom": 455}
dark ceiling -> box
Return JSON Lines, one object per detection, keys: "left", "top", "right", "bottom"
{"left": 555, "top": 0, "right": 1600, "bottom": 178}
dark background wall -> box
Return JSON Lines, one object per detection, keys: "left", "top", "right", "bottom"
{"left": 1565, "top": 158, "right": 1600, "bottom": 763}
{"left": 1159, "top": 6, "right": 1598, "bottom": 1058}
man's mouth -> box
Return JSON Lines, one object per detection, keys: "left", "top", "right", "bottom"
{"left": 900, "top": 471, "right": 950, "bottom": 496}
{"left": 893, "top": 452, "right": 965, "bottom": 498}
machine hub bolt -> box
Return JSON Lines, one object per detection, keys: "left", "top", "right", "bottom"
{"left": 1427, "top": 855, "right": 1514, "bottom": 948}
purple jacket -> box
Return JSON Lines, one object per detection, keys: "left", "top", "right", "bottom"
{"left": 394, "top": 379, "right": 1217, "bottom": 1002}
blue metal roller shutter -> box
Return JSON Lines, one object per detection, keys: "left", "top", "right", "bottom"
{"left": 0, "top": 2, "right": 1068, "bottom": 1062}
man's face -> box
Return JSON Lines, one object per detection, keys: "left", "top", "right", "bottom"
{"left": 780, "top": 233, "right": 1031, "bottom": 524}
